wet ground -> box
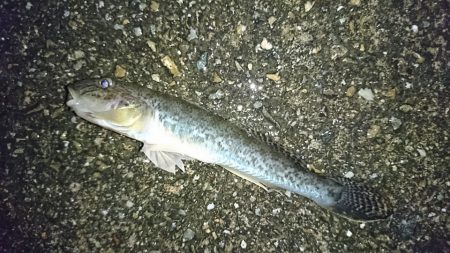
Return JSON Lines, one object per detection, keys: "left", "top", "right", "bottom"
{"left": 1, "top": 0, "right": 449, "bottom": 252}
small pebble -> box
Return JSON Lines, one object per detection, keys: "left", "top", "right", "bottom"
{"left": 272, "top": 208, "right": 281, "bottom": 215}
{"left": 304, "top": 1, "right": 314, "bottom": 12}
{"left": 207, "top": 203, "right": 215, "bottom": 210}
{"left": 151, "top": 74, "right": 160, "bottom": 82}
{"left": 367, "top": 125, "right": 380, "bottom": 139}
{"left": 73, "top": 50, "right": 85, "bottom": 59}
{"left": 346, "top": 230, "right": 353, "bottom": 237}
{"left": 384, "top": 88, "right": 396, "bottom": 99}
{"left": 69, "top": 182, "right": 81, "bottom": 193}
{"left": 389, "top": 117, "right": 402, "bottom": 130}
{"left": 114, "top": 65, "right": 127, "bottom": 78}
{"left": 399, "top": 104, "right": 413, "bottom": 112}
{"left": 133, "top": 27, "right": 143, "bottom": 36}
{"left": 126, "top": 200, "right": 134, "bottom": 208}
{"left": 417, "top": 149, "right": 426, "bottom": 157}
{"left": 212, "top": 72, "right": 222, "bottom": 83}
{"left": 349, "top": 0, "right": 361, "bottom": 6}
{"left": 241, "top": 240, "right": 247, "bottom": 249}
{"left": 73, "top": 61, "right": 84, "bottom": 71}
{"left": 138, "top": 3, "right": 147, "bottom": 11}
{"left": 411, "top": 25, "right": 419, "bottom": 33}
{"left": 236, "top": 24, "right": 246, "bottom": 34}
{"left": 197, "top": 52, "right": 208, "bottom": 71}
{"left": 344, "top": 171, "right": 354, "bottom": 178}
{"left": 253, "top": 101, "right": 263, "bottom": 109}
{"left": 146, "top": 40, "right": 156, "bottom": 52}
{"left": 161, "top": 56, "right": 181, "bottom": 77}
{"left": 346, "top": 86, "right": 356, "bottom": 97}
{"left": 150, "top": 1, "right": 159, "bottom": 12}
{"left": 183, "top": 229, "right": 195, "bottom": 242}
{"left": 187, "top": 28, "right": 198, "bottom": 41}
{"left": 261, "top": 38, "right": 273, "bottom": 50}
{"left": 358, "top": 88, "right": 374, "bottom": 101}
{"left": 113, "top": 24, "right": 124, "bottom": 30}
{"left": 268, "top": 16, "right": 277, "bottom": 26}
{"left": 266, "top": 73, "right": 280, "bottom": 81}
{"left": 208, "top": 90, "right": 224, "bottom": 100}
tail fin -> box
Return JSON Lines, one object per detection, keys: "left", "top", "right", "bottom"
{"left": 329, "top": 177, "right": 392, "bottom": 221}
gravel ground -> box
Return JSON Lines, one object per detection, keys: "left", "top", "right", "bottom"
{"left": 1, "top": 0, "right": 449, "bottom": 252}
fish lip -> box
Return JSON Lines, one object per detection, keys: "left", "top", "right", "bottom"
{"left": 66, "top": 86, "right": 78, "bottom": 107}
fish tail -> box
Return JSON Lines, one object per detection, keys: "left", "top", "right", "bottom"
{"left": 328, "top": 177, "right": 392, "bottom": 221}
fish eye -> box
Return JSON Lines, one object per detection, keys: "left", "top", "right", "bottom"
{"left": 100, "top": 78, "right": 112, "bottom": 89}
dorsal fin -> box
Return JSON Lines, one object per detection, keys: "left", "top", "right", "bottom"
{"left": 245, "top": 129, "right": 309, "bottom": 170}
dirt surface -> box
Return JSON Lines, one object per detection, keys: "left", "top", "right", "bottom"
{"left": 1, "top": 0, "right": 449, "bottom": 252}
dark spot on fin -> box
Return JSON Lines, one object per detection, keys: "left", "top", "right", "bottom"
{"left": 329, "top": 177, "right": 392, "bottom": 221}
{"left": 246, "top": 129, "right": 309, "bottom": 170}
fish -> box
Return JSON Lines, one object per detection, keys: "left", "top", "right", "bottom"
{"left": 66, "top": 77, "right": 392, "bottom": 221}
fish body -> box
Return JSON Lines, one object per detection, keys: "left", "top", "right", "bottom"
{"left": 67, "top": 78, "right": 391, "bottom": 220}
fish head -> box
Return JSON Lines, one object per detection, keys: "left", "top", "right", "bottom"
{"left": 67, "top": 78, "right": 147, "bottom": 128}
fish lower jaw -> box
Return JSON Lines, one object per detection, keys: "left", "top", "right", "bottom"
{"left": 66, "top": 99, "right": 78, "bottom": 107}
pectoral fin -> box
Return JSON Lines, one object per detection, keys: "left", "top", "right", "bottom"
{"left": 141, "top": 144, "right": 189, "bottom": 173}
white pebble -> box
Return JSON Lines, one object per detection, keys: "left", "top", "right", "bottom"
{"left": 261, "top": 38, "right": 273, "bottom": 50}
{"left": 126, "top": 200, "right": 134, "bottom": 208}
{"left": 207, "top": 203, "right": 215, "bottom": 210}
{"left": 284, "top": 190, "right": 291, "bottom": 198}
{"left": 253, "top": 101, "right": 263, "bottom": 109}
{"left": 411, "top": 25, "right": 419, "bottom": 33}
{"left": 357, "top": 88, "right": 374, "bottom": 101}
{"left": 151, "top": 74, "right": 160, "bottom": 82}
{"left": 114, "top": 24, "right": 124, "bottom": 30}
{"left": 304, "top": 1, "right": 314, "bottom": 12}
{"left": 26, "top": 2, "right": 32, "bottom": 10}
{"left": 234, "top": 203, "right": 239, "bottom": 209}
{"left": 133, "top": 27, "right": 143, "bottom": 36}
{"left": 187, "top": 28, "right": 198, "bottom": 41}
{"left": 344, "top": 171, "right": 354, "bottom": 178}
{"left": 183, "top": 228, "right": 195, "bottom": 242}
{"left": 237, "top": 105, "right": 243, "bottom": 111}
{"left": 346, "top": 230, "right": 352, "bottom": 237}
{"left": 241, "top": 240, "right": 247, "bottom": 249}
{"left": 417, "top": 148, "right": 426, "bottom": 157}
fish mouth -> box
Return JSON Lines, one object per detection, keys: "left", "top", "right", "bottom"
{"left": 66, "top": 86, "right": 79, "bottom": 107}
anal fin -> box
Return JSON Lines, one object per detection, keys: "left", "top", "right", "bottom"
{"left": 222, "top": 166, "right": 269, "bottom": 192}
